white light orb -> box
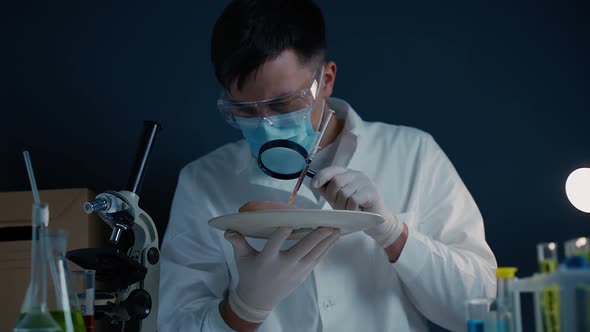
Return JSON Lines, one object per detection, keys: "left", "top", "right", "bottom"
{"left": 565, "top": 168, "right": 590, "bottom": 213}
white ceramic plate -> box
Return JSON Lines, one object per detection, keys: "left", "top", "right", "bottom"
{"left": 208, "top": 209, "right": 384, "bottom": 240}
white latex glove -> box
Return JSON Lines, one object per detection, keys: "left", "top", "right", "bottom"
{"left": 311, "top": 166, "right": 404, "bottom": 248}
{"left": 225, "top": 227, "right": 340, "bottom": 323}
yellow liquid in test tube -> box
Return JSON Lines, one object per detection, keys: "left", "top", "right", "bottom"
{"left": 539, "top": 259, "right": 559, "bottom": 332}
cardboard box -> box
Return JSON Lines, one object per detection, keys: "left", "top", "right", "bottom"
{"left": 0, "top": 188, "right": 110, "bottom": 331}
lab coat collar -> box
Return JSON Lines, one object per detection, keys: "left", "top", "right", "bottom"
{"left": 327, "top": 97, "right": 362, "bottom": 138}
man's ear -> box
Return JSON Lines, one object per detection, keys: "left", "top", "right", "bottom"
{"left": 321, "top": 61, "right": 337, "bottom": 97}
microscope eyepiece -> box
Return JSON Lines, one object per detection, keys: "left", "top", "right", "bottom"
{"left": 84, "top": 198, "right": 110, "bottom": 214}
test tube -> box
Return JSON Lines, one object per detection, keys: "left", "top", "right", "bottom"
{"left": 466, "top": 298, "right": 490, "bottom": 332}
{"left": 564, "top": 237, "right": 590, "bottom": 260}
{"left": 537, "top": 242, "right": 558, "bottom": 273}
{"left": 537, "top": 242, "right": 560, "bottom": 332}
{"left": 73, "top": 269, "right": 96, "bottom": 332}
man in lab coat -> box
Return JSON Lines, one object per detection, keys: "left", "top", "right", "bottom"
{"left": 158, "top": 0, "right": 497, "bottom": 331}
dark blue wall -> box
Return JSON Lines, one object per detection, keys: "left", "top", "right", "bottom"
{"left": 2, "top": 1, "right": 589, "bottom": 330}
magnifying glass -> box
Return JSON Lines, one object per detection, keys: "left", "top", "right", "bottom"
{"left": 257, "top": 139, "right": 317, "bottom": 180}
{"left": 257, "top": 107, "right": 335, "bottom": 204}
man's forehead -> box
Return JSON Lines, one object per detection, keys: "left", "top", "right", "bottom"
{"left": 228, "top": 51, "right": 314, "bottom": 101}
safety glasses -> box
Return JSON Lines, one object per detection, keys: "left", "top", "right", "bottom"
{"left": 217, "top": 67, "right": 324, "bottom": 128}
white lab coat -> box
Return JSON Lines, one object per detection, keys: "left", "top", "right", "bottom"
{"left": 158, "top": 98, "right": 497, "bottom": 332}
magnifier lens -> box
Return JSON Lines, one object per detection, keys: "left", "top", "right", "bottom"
{"left": 260, "top": 147, "right": 306, "bottom": 175}
{"left": 258, "top": 139, "right": 310, "bottom": 179}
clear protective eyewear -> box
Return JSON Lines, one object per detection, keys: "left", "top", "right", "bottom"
{"left": 217, "top": 67, "right": 324, "bottom": 128}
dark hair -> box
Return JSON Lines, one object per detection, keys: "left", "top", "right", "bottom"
{"left": 211, "top": 0, "right": 326, "bottom": 91}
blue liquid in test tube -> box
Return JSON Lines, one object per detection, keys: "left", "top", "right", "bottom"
{"left": 467, "top": 320, "right": 485, "bottom": 332}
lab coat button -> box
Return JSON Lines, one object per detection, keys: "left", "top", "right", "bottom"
{"left": 322, "top": 297, "right": 336, "bottom": 311}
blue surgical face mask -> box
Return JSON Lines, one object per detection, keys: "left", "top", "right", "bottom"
{"left": 235, "top": 108, "right": 317, "bottom": 158}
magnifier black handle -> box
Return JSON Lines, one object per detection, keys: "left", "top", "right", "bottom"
{"left": 305, "top": 166, "right": 316, "bottom": 178}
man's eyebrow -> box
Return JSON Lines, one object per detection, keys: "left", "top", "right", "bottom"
{"left": 227, "top": 90, "right": 294, "bottom": 103}
{"left": 270, "top": 80, "right": 312, "bottom": 100}
{"left": 271, "top": 89, "right": 298, "bottom": 99}
{"left": 227, "top": 76, "right": 312, "bottom": 103}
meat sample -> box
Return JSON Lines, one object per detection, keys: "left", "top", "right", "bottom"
{"left": 239, "top": 201, "right": 301, "bottom": 213}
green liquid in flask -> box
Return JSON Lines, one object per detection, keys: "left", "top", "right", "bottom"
{"left": 17, "top": 310, "right": 86, "bottom": 332}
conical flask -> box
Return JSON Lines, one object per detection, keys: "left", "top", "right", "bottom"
{"left": 14, "top": 203, "right": 62, "bottom": 332}
{"left": 46, "top": 229, "right": 87, "bottom": 332}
